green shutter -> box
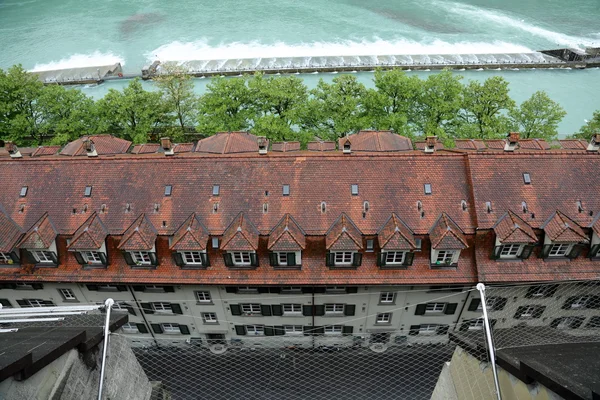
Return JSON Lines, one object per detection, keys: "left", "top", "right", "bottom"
{"left": 344, "top": 304, "right": 356, "bottom": 316}
{"left": 342, "top": 326, "right": 353, "bottom": 335}
{"left": 352, "top": 252, "right": 362, "bottom": 267}
{"left": 287, "top": 253, "right": 296, "bottom": 267}
{"left": 123, "top": 251, "right": 135, "bottom": 266}
{"left": 140, "top": 303, "right": 154, "bottom": 314}
{"left": 86, "top": 284, "right": 99, "bottom": 291}
{"left": 264, "top": 326, "right": 275, "bottom": 336}
{"left": 24, "top": 250, "right": 37, "bottom": 264}
{"left": 519, "top": 245, "right": 535, "bottom": 259}
{"left": 540, "top": 244, "right": 552, "bottom": 259}
{"left": 178, "top": 325, "right": 190, "bottom": 335}
{"left": 171, "top": 303, "right": 183, "bottom": 314}
{"left": 164, "top": 286, "right": 175, "bottom": 293}
{"left": 125, "top": 303, "right": 136, "bottom": 316}
{"left": 173, "top": 252, "right": 184, "bottom": 267}
{"left": 8, "top": 251, "right": 20, "bottom": 264}
{"left": 260, "top": 305, "right": 272, "bottom": 316}
{"left": 274, "top": 326, "right": 285, "bottom": 336}
{"left": 136, "top": 323, "right": 148, "bottom": 334}
{"left": 151, "top": 324, "right": 163, "bottom": 334}
{"left": 49, "top": 252, "right": 58, "bottom": 265}
{"left": 490, "top": 246, "right": 501, "bottom": 260}
{"left": 74, "top": 252, "right": 86, "bottom": 265}
{"left": 314, "top": 305, "right": 325, "bottom": 316}
{"left": 377, "top": 252, "right": 385, "bottom": 267}
{"left": 414, "top": 304, "right": 427, "bottom": 315}
{"left": 235, "top": 325, "right": 246, "bottom": 335}
{"left": 200, "top": 252, "right": 210, "bottom": 267}
{"left": 223, "top": 253, "right": 234, "bottom": 267}
{"left": 325, "top": 252, "right": 334, "bottom": 267}
{"left": 302, "top": 305, "right": 313, "bottom": 316}
{"left": 249, "top": 253, "right": 258, "bottom": 267}
{"left": 589, "top": 244, "right": 600, "bottom": 259}
{"left": 269, "top": 253, "right": 278, "bottom": 266}
{"left": 444, "top": 303, "right": 458, "bottom": 315}
{"left": 346, "top": 287, "right": 358, "bottom": 294}
{"left": 403, "top": 252, "right": 414, "bottom": 266}
{"left": 566, "top": 245, "right": 582, "bottom": 259}
{"left": 271, "top": 304, "right": 283, "bottom": 316}
{"left": 31, "top": 283, "right": 44, "bottom": 290}
{"left": 468, "top": 298, "right": 481, "bottom": 311}
{"left": 230, "top": 304, "right": 242, "bottom": 316}
{"left": 149, "top": 252, "right": 158, "bottom": 266}
{"left": 132, "top": 285, "right": 145, "bottom": 292}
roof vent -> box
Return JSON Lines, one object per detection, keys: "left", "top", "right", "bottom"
{"left": 125, "top": 203, "right": 131, "bottom": 212}
{"left": 342, "top": 140, "right": 351, "bottom": 154}
{"left": 485, "top": 201, "right": 493, "bottom": 213}
{"left": 257, "top": 136, "right": 268, "bottom": 155}
{"left": 321, "top": 201, "right": 327, "bottom": 213}
{"left": 154, "top": 203, "right": 160, "bottom": 212}
{"left": 587, "top": 133, "right": 600, "bottom": 152}
{"left": 213, "top": 202, "right": 219, "bottom": 213}
{"left": 424, "top": 136, "right": 437, "bottom": 153}
{"left": 504, "top": 132, "right": 519, "bottom": 152}
{"left": 6, "top": 142, "right": 22, "bottom": 158}
{"left": 161, "top": 137, "right": 174, "bottom": 156}
{"left": 83, "top": 138, "right": 98, "bottom": 157}
{"left": 19, "top": 204, "right": 25, "bottom": 213}
{"left": 363, "top": 201, "right": 369, "bottom": 213}
{"left": 461, "top": 200, "right": 467, "bottom": 211}
{"left": 417, "top": 201, "right": 422, "bottom": 212}
{"left": 577, "top": 200, "right": 584, "bottom": 213}
{"left": 522, "top": 201, "right": 528, "bottom": 213}
{"left": 100, "top": 204, "right": 106, "bottom": 213}
{"left": 263, "top": 203, "right": 268, "bottom": 213}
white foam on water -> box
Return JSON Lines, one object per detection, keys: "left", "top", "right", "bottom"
{"left": 30, "top": 51, "right": 125, "bottom": 72}
{"left": 437, "top": 1, "right": 597, "bottom": 50}
{"left": 147, "top": 38, "right": 532, "bottom": 63}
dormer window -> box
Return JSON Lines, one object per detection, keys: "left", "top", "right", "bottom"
{"left": 74, "top": 249, "right": 108, "bottom": 267}
{"left": 0, "top": 251, "right": 19, "bottom": 266}
{"left": 491, "top": 241, "right": 534, "bottom": 260}
{"left": 378, "top": 250, "right": 414, "bottom": 269}
{"left": 326, "top": 251, "right": 362, "bottom": 268}
{"left": 541, "top": 241, "right": 582, "bottom": 259}
{"left": 223, "top": 251, "right": 258, "bottom": 268}
{"left": 131, "top": 251, "right": 152, "bottom": 265}
{"left": 269, "top": 251, "right": 301, "bottom": 268}
{"left": 431, "top": 249, "right": 459, "bottom": 266}
{"left": 30, "top": 250, "right": 57, "bottom": 265}
{"left": 174, "top": 250, "right": 209, "bottom": 269}
{"left": 123, "top": 247, "right": 158, "bottom": 268}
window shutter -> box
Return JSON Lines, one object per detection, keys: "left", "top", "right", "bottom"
{"left": 178, "top": 325, "right": 190, "bottom": 335}
{"left": 140, "top": 303, "right": 154, "bottom": 314}
{"left": 346, "top": 287, "right": 358, "bottom": 294}
{"left": 274, "top": 326, "right": 285, "bottom": 336}
{"left": 269, "top": 287, "right": 281, "bottom": 294}
{"left": 74, "top": 252, "right": 86, "bottom": 265}
{"left": 490, "top": 245, "right": 501, "bottom": 260}
{"left": 589, "top": 244, "right": 600, "bottom": 259}
{"left": 325, "top": 252, "right": 334, "bottom": 267}
{"left": 223, "top": 253, "right": 234, "bottom": 267}
{"left": 271, "top": 304, "right": 283, "bottom": 316}
{"left": 257, "top": 287, "right": 269, "bottom": 294}
{"left": 587, "top": 296, "right": 600, "bottom": 309}
{"left": 132, "top": 285, "right": 145, "bottom": 292}
{"left": 352, "top": 252, "right": 362, "bottom": 267}
{"left": 235, "top": 325, "right": 246, "bottom": 335}
{"left": 314, "top": 305, "right": 325, "bottom": 316}
{"left": 566, "top": 245, "right": 583, "bottom": 259}
{"left": 249, "top": 253, "right": 258, "bottom": 267}
{"left": 149, "top": 252, "right": 158, "bottom": 266}
{"left": 301, "top": 287, "right": 313, "bottom": 294}
{"left": 302, "top": 305, "right": 313, "bottom": 316}
{"left": 570, "top": 318, "right": 584, "bottom": 329}
{"left": 225, "top": 286, "right": 237, "bottom": 293}
{"left": 201, "top": 252, "right": 210, "bottom": 267}
{"left": 514, "top": 306, "right": 525, "bottom": 319}
{"left": 562, "top": 297, "right": 577, "bottom": 310}
{"left": 444, "top": 303, "right": 458, "bottom": 315}
{"left": 9, "top": 251, "right": 20, "bottom": 264}
{"left": 313, "top": 287, "right": 326, "bottom": 294}
{"left": 414, "top": 304, "right": 427, "bottom": 315}
{"left": 151, "top": 324, "right": 163, "bottom": 334}
{"left": 43, "top": 300, "right": 55, "bottom": 306}
{"left": 287, "top": 253, "right": 296, "bottom": 267}
{"left": 269, "top": 253, "right": 277, "bottom": 266}
{"left": 546, "top": 285, "right": 559, "bottom": 297}
{"left": 123, "top": 251, "right": 135, "bottom": 266}
{"left": 342, "top": 326, "right": 353, "bottom": 335}
{"left": 264, "top": 326, "right": 275, "bottom": 336}
{"left": 24, "top": 250, "right": 37, "bottom": 264}
{"left": 173, "top": 252, "right": 184, "bottom": 267}
{"left": 519, "top": 245, "right": 535, "bottom": 259}
{"left": 230, "top": 304, "right": 242, "bottom": 316}
{"left": 344, "top": 304, "right": 356, "bottom": 316}
{"left": 403, "top": 252, "right": 414, "bottom": 266}
{"left": 493, "top": 298, "right": 507, "bottom": 311}
{"left": 550, "top": 318, "right": 562, "bottom": 329}
{"left": 136, "top": 323, "right": 148, "bottom": 334}
{"left": 164, "top": 286, "right": 175, "bottom": 293}
{"left": 377, "top": 252, "right": 385, "bottom": 267}
{"left": 468, "top": 298, "right": 481, "bottom": 311}
{"left": 314, "top": 326, "right": 325, "bottom": 335}
{"left": 125, "top": 303, "right": 136, "bottom": 316}
{"left": 540, "top": 244, "right": 552, "bottom": 259}
{"left": 171, "top": 303, "right": 183, "bottom": 314}
{"left": 260, "top": 305, "right": 272, "bottom": 316}
{"left": 436, "top": 325, "right": 449, "bottom": 335}
{"left": 16, "top": 300, "right": 29, "bottom": 307}
{"left": 87, "top": 284, "right": 98, "bottom": 291}
{"left": 99, "top": 251, "right": 108, "bottom": 266}
{"left": 532, "top": 306, "right": 545, "bottom": 318}
{"left": 49, "top": 252, "right": 58, "bottom": 264}
{"left": 303, "top": 326, "right": 313, "bottom": 336}
{"left": 0, "top": 299, "right": 11, "bottom": 307}
{"left": 408, "top": 325, "right": 420, "bottom": 336}
{"left": 31, "top": 283, "right": 44, "bottom": 290}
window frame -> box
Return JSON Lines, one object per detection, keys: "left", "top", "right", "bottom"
{"left": 549, "top": 243, "right": 572, "bottom": 257}
{"left": 241, "top": 303, "right": 262, "bottom": 315}
{"left": 434, "top": 250, "right": 457, "bottom": 265}
{"left": 245, "top": 325, "right": 265, "bottom": 335}
{"left": 419, "top": 324, "right": 438, "bottom": 335}
{"left": 202, "top": 312, "right": 218, "bottom": 324}
{"left": 376, "top": 313, "right": 392, "bottom": 324}
{"left": 58, "top": 288, "right": 77, "bottom": 301}
{"left": 324, "top": 325, "right": 343, "bottom": 335}
{"left": 130, "top": 251, "right": 152, "bottom": 265}
{"left": 231, "top": 251, "right": 252, "bottom": 266}
{"left": 161, "top": 323, "right": 181, "bottom": 334}
{"left": 122, "top": 322, "right": 139, "bottom": 334}
{"left": 379, "top": 292, "right": 396, "bottom": 304}
{"left": 384, "top": 251, "right": 407, "bottom": 265}
{"left": 31, "top": 250, "right": 56, "bottom": 264}
{"left": 283, "top": 325, "right": 304, "bottom": 335}
{"left": 468, "top": 318, "right": 485, "bottom": 331}
{"left": 81, "top": 250, "right": 103, "bottom": 264}
{"left": 425, "top": 303, "right": 446, "bottom": 314}
{"left": 499, "top": 243, "right": 523, "bottom": 259}
{"left": 195, "top": 291, "right": 212, "bottom": 303}
{"left": 282, "top": 303, "right": 303, "bottom": 315}
{"left": 181, "top": 251, "right": 204, "bottom": 266}
{"left": 151, "top": 302, "right": 173, "bottom": 313}
{"left": 333, "top": 252, "right": 354, "bottom": 266}
{"left": 324, "top": 304, "right": 345, "bottom": 315}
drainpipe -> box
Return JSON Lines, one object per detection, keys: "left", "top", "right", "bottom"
{"left": 98, "top": 298, "right": 113, "bottom": 400}
{"left": 312, "top": 290, "right": 316, "bottom": 349}
{"left": 477, "top": 283, "right": 502, "bottom": 400}
{"left": 129, "top": 286, "right": 159, "bottom": 347}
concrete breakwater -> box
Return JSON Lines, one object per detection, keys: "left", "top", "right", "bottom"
{"left": 31, "top": 48, "right": 600, "bottom": 86}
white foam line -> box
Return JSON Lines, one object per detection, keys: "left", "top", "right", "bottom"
{"left": 30, "top": 51, "right": 125, "bottom": 72}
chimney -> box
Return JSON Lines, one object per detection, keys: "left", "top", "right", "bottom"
{"left": 161, "top": 137, "right": 174, "bottom": 156}
{"left": 342, "top": 138, "right": 351, "bottom": 154}
{"left": 5, "top": 142, "right": 22, "bottom": 158}
{"left": 83, "top": 138, "right": 98, "bottom": 157}
{"left": 424, "top": 136, "right": 437, "bottom": 153}
{"left": 504, "top": 132, "right": 520, "bottom": 152}
{"left": 587, "top": 133, "right": 600, "bottom": 152}
{"left": 257, "top": 136, "right": 268, "bottom": 155}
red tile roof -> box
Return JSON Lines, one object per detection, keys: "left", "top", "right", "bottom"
{"left": 267, "top": 214, "right": 306, "bottom": 251}
{"left": 17, "top": 213, "right": 57, "bottom": 249}
{"left": 59, "top": 135, "right": 131, "bottom": 156}
{"left": 518, "top": 139, "right": 550, "bottom": 150}
{"left": 454, "top": 139, "right": 486, "bottom": 151}
{"left": 484, "top": 140, "right": 506, "bottom": 150}
{"left": 493, "top": 211, "right": 537, "bottom": 244}
{"left": 591, "top": 213, "right": 600, "bottom": 237}
{"left": 415, "top": 141, "right": 445, "bottom": 151}
{"left": 558, "top": 139, "right": 588, "bottom": 150}
{"left": 220, "top": 212, "right": 260, "bottom": 251}
{"left": 131, "top": 144, "right": 160, "bottom": 154}
{"left": 169, "top": 213, "right": 209, "bottom": 251}
{"left": 541, "top": 211, "right": 588, "bottom": 243}
{"left": 377, "top": 213, "right": 417, "bottom": 250}
{"left": 67, "top": 212, "right": 108, "bottom": 250}
{"left": 429, "top": 213, "right": 468, "bottom": 249}
{"left": 272, "top": 142, "right": 301, "bottom": 152}
{"left": 173, "top": 143, "right": 195, "bottom": 153}
{"left": 117, "top": 214, "right": 157, "bottom": 250}
{"left": 195, "top": 132, "right": 266, "bottom": 154}
{"left": 307, "top": 141, "right": 336, "bottom": 151}
{"left": 0, "top": 207, "right": 22, "bottom": 253}
{"left": 31, "top": 146, "right": 61, "bottom": 157}
{"left": 338, "top": 131, "right": 412, "bottom": 152}
{"left": 326, "top": 213, "right": 363, "bottom": 250}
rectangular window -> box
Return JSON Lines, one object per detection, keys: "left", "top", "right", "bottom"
{"left": 164, "top": 185, "right": 172, "bottom": 196}
{"left": 518, "top": 306, "right": 538, "bottom": 318}
{"left": 324, "top": 325, "right": 343, "bottom": 335}
{"left": 477, "top": 297, "right": 503, "bottom": 311}
{"left": 122, "top": 323, "right": 139, "bottom": 334}
{"left": 15, "top": 282, "right": 35, "bottom": 290}
{"left": 246, "top": 325, "right": 264, "bottom": 335}
{"left": 324, "top": 304, "right": 345, "bottom": 315}
{"left": 152, "top": 302, "right": 173, "bottom": 313}
{"left": 130, "top": 251, "right": 151, "bottom": 265}
{"left": 284, "top": 325, "right": 303, "bottom": 335}
{"left": 31, "top": 250, "right": 55, "bottom": 264}
{"left": 212, "top": 185, "right": 220, "bottom": 196}
{"left": 84, "top": 186, "right": 93, "bottom": 197}
{"left": 325, "top": 286, "right": 346, "bottom": 294}
{"left": 20, "top": 186, "right": 28, "bottom": 197}
{"left": 202, "top": 312, "right": 218, "bottom": 324}
{"left": 237, "top": 286, "right": 258, "bottom": 294}
{"left": 282, "top": 304, "right": 302, "bottom": 315}
{"left": 380, "top": 292, "right": 396, "bottom": 304}
{"left": 97, "top": 284, "right": 119, "bottom": 292}
{"left": 282, "top": 185, "right": 290, "bottom": 196}
{"left": 499, "top": 244, "right": 522, "bottom": 258}
{"left": 23, "top": 299, "right": 54, "bottom": 308}
{"left": 425, "top": 303, "right": 446, "bottom": 314}
{"left": 366, "top": 239, "right": 374, "bottom": 251}
{"left": 419, "top": 324, "right": 438, "bottom": 334}
{"left": 232, "top": 252, "right": 252, "bottom": 266}
{"left": 435, "top": 250, "right": 456, "bottom": 264}
{"left": 182, "top": 251, "right": 204, "bottom": 265}
{"left": 549, "top": 243, "right": 571, "bottom": 257}
{"left": 281, "top": 287, "right": 302, "bottom": 294}
{"left": 334, "top": 252, "right": 353, "bottom": 265}
{"left": 81, "top": 251, "right": 103, "bottom": 264}
{"left": 142, "top": 285, "right": 168, "bottom": 293}
{"left": 0, "top": 252, "right": 13, "bottom": 264}
{"left": 241, "top": 304, "right": 261, "bottom": 315}
{"left": 385, "top": 251, "right": 406, "bottom": 265}
{"left": 112, "top": 302, "right": 129, "bottom": 313}
{"left": 59, "top": 288, "right": 77, "bottom": 301}
{"left": 162, "top": 323, "right": 181, "bottom": 334}
{"left": 376, "top": 313, "right": 391, "bottom": 324}
{"left": 468, "top": 318, "right": 484, "bottom": 331}
{"left": 351, "top": 184, "right": 359, "bottom": 195}
{"left": 424, "top": 183, "right": 432, "bottom": 195}
{"left": 277, "top": 252, "right": 288, "bottom": 265}
{"left": 569, "top": 297, "right": 590, "bottom": 309}
{"left": 195, "top": 291, "right": 212, "bottom": 303}
{"left": 523, "top": 173, "right": 531, "bottom": 184}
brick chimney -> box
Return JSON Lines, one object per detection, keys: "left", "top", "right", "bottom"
{"left": 161, "top": 137, "right": 174, "bottom": 156}
{"left": 257, "top": 136, "right": 268, "bottom": 155}
{"left": 82, "top": 138, "right": 97, "bottom": 157}
{"left": 504, "top": 132, "right": 520, "bottom": 152}
{"left": 424, "top": 136, "right": 437, "bottom": 153}
{"left": 5, "top": 142, "right": 22, "bottom": 158}
{"left": 587, "top": 133, "right": 600, "bottom": 152}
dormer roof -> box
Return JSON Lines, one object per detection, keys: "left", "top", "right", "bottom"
{"left": 67, "top": 212, "right": 108, "bottom": 250}
{"left": 493, "top": 211, "right": 537, "bottom": 244}
{"left": 338, "top": 131, "right": 412, "bottom": 152}
{"left": 0, "top": 207, "right": 23, "bottom": 253}
{"left": 542, "top": 211, "right": 588, "bottom": 243}
{"left": 170, "top": 213, "right": 209, "bottom": 251}
{"left": 17, "top": 213, "right": 57, "bottom": 249}
{"left": 307, "top": 140, "right": 336, "bottom": 151}
{"left": 429, "top": 213, "right": 468, "bottom": 249}
{"left": 377, "top": 213, "right": 416, "bottom": 250}
{"left": 268, "top": 214, "right": 306, "bottom": 251}
{"left": 591, "top": 213, "right": 600, "bottom": 237}
{"left": 326, "top": 213, "right": 363, "bottom": 250}
{"left": 194, "top": 132, "right": 267, "bottom": 154}
{"left": 117, "top": 214, "right": 158, "bottom": 251}
{"left": 221, "top": 212, "right": 260, "bottom": 251}
{"left": 60, "top": 134, "right": 131, "bottom": 156}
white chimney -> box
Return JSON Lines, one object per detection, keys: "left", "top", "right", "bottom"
{"left": 257, "top": 136, "right": 268, "bottom": 155}
{"left": 161, "top": 137, "right": 174, "bottom": 156}
{"left": 6, "top": 142, "right": 22, "bottom": 158}
{"left": 587, "top": 133, "right": 600, "bottom": 152}
{"left": 424, "top": 136, "right": 437, "bottom": 153}
{"left": 504, "top": 132, "right": 520, "bottom": 152}
{"left": 83, "top": 138, "right": 98, "bottom": 157}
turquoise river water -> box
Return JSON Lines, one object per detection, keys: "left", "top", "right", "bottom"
{"left": 1, "top": 0, "right": 599, "bottom": 133}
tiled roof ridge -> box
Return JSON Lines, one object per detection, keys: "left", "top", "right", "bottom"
{"left": 541, "top": 210, "right": 588, "bottom": 242}
{"left": 117, "top": 214, "right": 157, "bottom": 250}
{"left": 268, "top": 214, "right": 306, "bottom": 250}
{"left": 326, "top": 213, "right": 363, "bottom": 249}
{"left": 67, "top": 212, "right": 108, "bottom": 249}
{"left": 429, "top": 213, "right": 468, "bottom": 249}
{"left": 220, "top": 212, "right": 260, "bottom": 250}
{"left": 16, "top": 212, "right": 58, "bottom": 249}
{"left": 492, "top": 210, "right": 537, "bottom": 243}
{"left": 169, "top": 213, "right": 209, "bottom": 250}
{"left": 377, "top": 213, "right": 416, "bottom": 249}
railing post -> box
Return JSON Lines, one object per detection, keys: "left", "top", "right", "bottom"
{"left": 98, "top": 298, "right": 114, "bottom": 400}
{"left": 476, "top": 283, "right": 502, "bottom": 400}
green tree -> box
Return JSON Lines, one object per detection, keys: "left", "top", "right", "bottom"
{"left": 509, "top": 91, "right": 566, "bottom": 139}
{"left": 460, "top": 76, "right": 515, "bottom": 139}
{"left": 300, "top": 75, "right": 368, "bottom": 140}
{"left": 571, "top": 110, "right": 600, "bottom": 139}
{"left": 196, "top": 76, "right": 253, "bottom": 134}
{"left": 96, "top": 78, "right": 168, "bottom": 143}
{"left": 154, "top": 62, "right": 197, "bottom": 137}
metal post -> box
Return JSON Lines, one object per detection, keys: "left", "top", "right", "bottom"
{"left": 98, "top": 298, "right": 114, "bottom": 400}
{"left": 476, "top": 283, "right": 502, "bottom": 400}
